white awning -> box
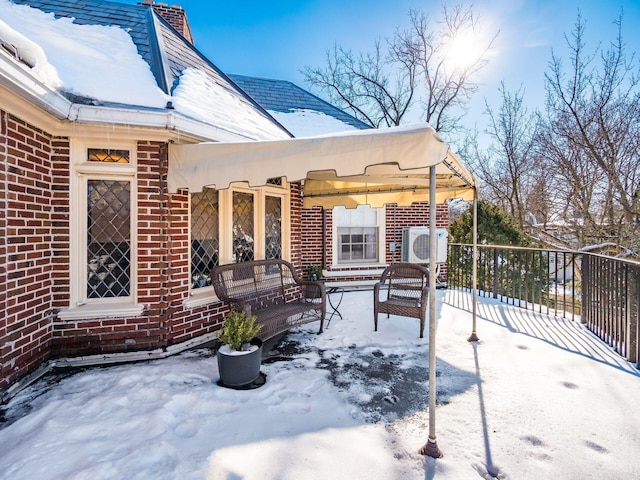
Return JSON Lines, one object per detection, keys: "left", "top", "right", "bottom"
{"left": 167, "top": 122, "right": 478, "bottom": 452}
{"left": 168, "top": 123, "right": 475, "bottom": 207}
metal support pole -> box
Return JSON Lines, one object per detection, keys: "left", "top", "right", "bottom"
{"left": 420, "top": 165, "right": 442, "bottom": 458}
{"left": 468, "top": 188, "right": 479, "bottom": 342}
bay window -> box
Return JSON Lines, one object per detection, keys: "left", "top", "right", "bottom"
{"left": 188, "top": 180, "right": 289, "bottom": 299}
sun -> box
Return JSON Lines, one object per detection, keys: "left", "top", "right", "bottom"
{"left": 446, "top": 30, "right": 484, "bottom": 71}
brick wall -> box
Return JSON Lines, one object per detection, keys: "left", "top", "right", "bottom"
{"left": 0, "top": 111, "right": 451, "bottom": 392}
{"left": 0, "top": 110, "right": 6, "bottom": 388}
{"left": 136, "top": 141, "right": 169, "bottom": 344}
{"left": 50, "top": 138, "right": 70, "bottom": 313}
{"left": 0, "top": 111, "right": 55, "bottom": 389}
{"left": 49, "top": 142, "right": 226, "bottom": 357}
{"left": 300, "top": 205, "right": 324, "bottom": 278}
{"left": 164, "top": 186, "right": 226, "bottom": 345}
{"left": 298, "top": 201, "right": 449, "bottom": 282}
{"left": 385, "top": 202, "right": 449, "bottom": 281}
{"left": 289, "top": 182, "right": 303, "bottom": 270}
{"left": 49, "top": 141, "right": 166, "bottom": 356}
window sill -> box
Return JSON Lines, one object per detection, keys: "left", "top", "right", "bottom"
{"left": 183, "top": 288, "right": 220, "bottom": 309}
{"left": 58, "top": 302, "right": 145, "bottom": 321}
{"left": 324, "top": 265, "right": 387, "bottom": 277}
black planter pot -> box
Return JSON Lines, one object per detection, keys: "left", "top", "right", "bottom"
{"left": 217, "top": 338, "right": 263, "bottom": 388}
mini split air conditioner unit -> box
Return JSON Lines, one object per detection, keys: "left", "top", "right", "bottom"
{"left": 401, "top": 227, "right": 448, "bottom": 264}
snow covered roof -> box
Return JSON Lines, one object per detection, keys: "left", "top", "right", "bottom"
{"left": 0, "top": 0, "right": 289, "bottom": 141}
{"left": 229, "top": 74, "right": 371, "bottom": 137}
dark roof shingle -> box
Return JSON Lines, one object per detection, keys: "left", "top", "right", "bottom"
{"left": 229, "top": 74, "right": 371, "bottom": 131}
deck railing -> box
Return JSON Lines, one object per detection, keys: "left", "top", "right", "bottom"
{"left": 447, "top": 244, "right": 640, "bottom": 367}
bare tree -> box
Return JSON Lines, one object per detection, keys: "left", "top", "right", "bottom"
{"left": 302, "top": 4, "right": 496, "bottom": 132}
{"left": 536, "top": 112, "right": 606, "bottom": 247}
{"left": 466, "top": 83, "right": 542, "bottom": 227}
{"left": 302, "top": 41, "right": 415, "bottom": 128}
{"left": 543, "top": 12, "right": 640, "bottom": 249}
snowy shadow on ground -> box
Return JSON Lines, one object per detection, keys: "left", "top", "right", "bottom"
{"left": 0, "top": 368, "right": 84, "bottom": 430}
{"left": 1, "top": 329, "right": 476, "bottom": 434}
{"left": 264, "top": 334, "right": 476, "bottom": 424}
{"left": 444, "top": 290, "right": 639, "bottom": 376}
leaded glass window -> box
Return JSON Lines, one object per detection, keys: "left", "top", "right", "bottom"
{"left": 88, "top": 148, "right": 130, "bottom": 163}
{"left": 265, "top": 195, "right": 282, "bottom": 259}
{"left": 87, "top": 179, "right": 131, "bottom": 298}
{"left": 233, "top": 191, "right": 254, "bottom": 263}
{"left": 191, "top": 187, "right": 219, "bottom": 289}
{"left": 266, "top": 177, "right": 283, "bottom": 186}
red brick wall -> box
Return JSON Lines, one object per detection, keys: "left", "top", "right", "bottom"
{"left": 50, "top": 142, "right": 227, "bottom": 357}
{"left": 164, "top": 186, "right": 225, "bottom": 345}
{"left": 298, "top": 201, "right": 449, "bottom": 282}
{"left": 289, "top": 182, "right": 303, "bottom": 270}
{"left": 0, "top": 111, "right": 55, "bottom": 389}
{"left": 0, "top": 111, "right": 451, "bottom": 392}
{"left": 300, "top": 205, "right": 324, "bottom": 278}
{"left": 50, "top": 138, "right": 70, "bottom": 312}
{"left": 136, "top": 141, "right": 169, "bottom": 344}
{"left": 385, "top": 202, "right": 449, "bottom": 281}
{"left": 0, "top": 110, "right": 6, "bottom": 388}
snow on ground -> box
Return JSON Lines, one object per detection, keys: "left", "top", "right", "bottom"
{"left": 1, "top": 290, "right": 640, "bottom": 480}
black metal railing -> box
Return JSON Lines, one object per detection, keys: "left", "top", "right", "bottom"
{"left": 447, "top": 244, "right": 640, "bottom": 367}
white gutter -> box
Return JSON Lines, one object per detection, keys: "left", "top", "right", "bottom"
{"left": 0, "top": 50, "right": 280, "bottom": 143}
{"left": 0, "top": 50, "right": 72, "bottom": 119}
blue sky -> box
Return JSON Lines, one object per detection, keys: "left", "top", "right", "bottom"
{"left": 126, "top": 0, "right": 640, "bottom": 143}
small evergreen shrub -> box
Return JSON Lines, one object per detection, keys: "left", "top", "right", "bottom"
{"left": 308, "top": 265, "right": 322, "bottom": 280}
{"left": 218, "top": 311, "right": 262, "bottom": 351}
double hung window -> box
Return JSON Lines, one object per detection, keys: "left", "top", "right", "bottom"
{"left": 334, "top": 205, "right": 385, "bottom": 264}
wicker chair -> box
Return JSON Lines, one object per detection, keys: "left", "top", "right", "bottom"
{"left": 373, "top": 262, "right": 429, "bottom": 338}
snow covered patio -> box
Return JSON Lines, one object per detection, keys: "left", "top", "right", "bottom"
{"left": 1, "top": 289, "right": 640, "bottom": 480}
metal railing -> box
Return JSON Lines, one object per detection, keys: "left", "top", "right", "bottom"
{"left": 447, "top": 244, "right": 640, "bottom": 367}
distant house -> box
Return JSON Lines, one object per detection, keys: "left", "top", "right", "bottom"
{"left": 0, "top": 0, "right": 447, "bottom": 396}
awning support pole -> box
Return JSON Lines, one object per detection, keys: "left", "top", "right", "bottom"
{"left": 420, "top": 165, "right": 443, "bottom": 458}
{"left": 468, "top": 188, "right": 479, "bottom": 342}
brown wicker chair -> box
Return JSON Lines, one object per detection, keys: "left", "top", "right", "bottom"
{"left": 373, "top": 262, "right": 429, "bottom": 338}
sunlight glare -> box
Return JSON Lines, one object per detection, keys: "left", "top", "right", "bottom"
{"left": 447, "top": 30, "right": 484, "bottom": 70}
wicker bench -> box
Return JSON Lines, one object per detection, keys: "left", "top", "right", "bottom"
{"left": 373, "top": 262, "right": 429, "bottom": 338}
{"left": 211, "top": 259, "right": 326, "bottom": 341}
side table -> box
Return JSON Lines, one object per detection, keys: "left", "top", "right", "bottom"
{"left": 326, "top": 286, "right": 344, "bottom": 325}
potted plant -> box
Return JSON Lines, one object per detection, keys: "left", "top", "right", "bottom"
{"left": 216, "top": 310, "right": 264, "bottom": 388}
{"left": 308, "top": 265, "right": 323, "bottom": 281}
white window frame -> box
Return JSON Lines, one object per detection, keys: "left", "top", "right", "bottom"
{"left": 185, "top": 181, "right": 290, "bottom": 308}
{"left": 59, "top": 139, "right": 142, "bottom": 320}
{"left": 332, "top": 205, "right": 386, "bottom": 267}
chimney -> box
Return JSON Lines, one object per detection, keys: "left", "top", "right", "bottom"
{"left": 139, "top": 0, "right": 194, "bottom": 45}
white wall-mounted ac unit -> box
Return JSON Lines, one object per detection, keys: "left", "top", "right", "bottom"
{"left": 401, "top": 227, "right": 448, "bottom": 264}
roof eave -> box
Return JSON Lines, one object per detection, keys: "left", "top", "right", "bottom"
{"left": 0, "top": 51, "right": 72, "bottom": 120}
{"left": 0, "top": 52, "right": 276, "bottom": 143}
